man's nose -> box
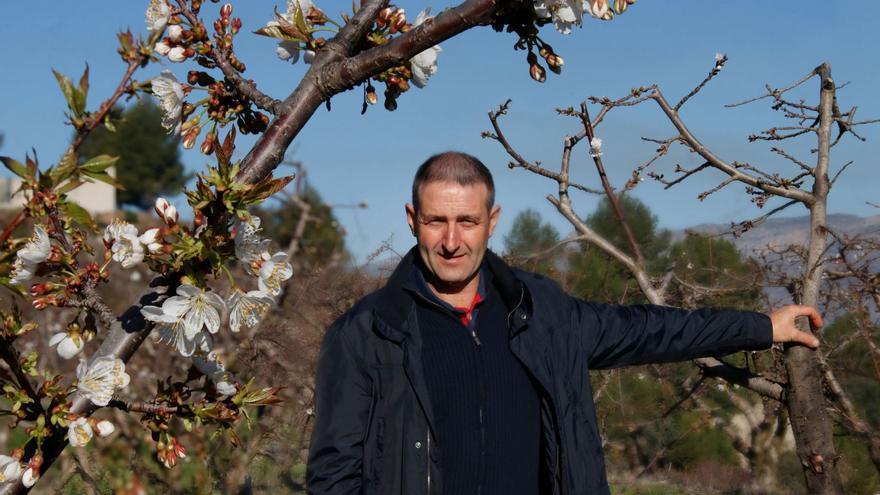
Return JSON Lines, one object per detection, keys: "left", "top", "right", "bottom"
{"left": 442, "top": 223, "right": 460, "bottom": 252}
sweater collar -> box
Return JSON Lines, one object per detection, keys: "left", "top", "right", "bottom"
{"left": 373, "top": 246, "right": 526, "bottom": 339}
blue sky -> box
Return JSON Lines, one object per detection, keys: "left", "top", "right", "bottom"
{"left": 2, "top": 1, "right": 878, "bottom": 264}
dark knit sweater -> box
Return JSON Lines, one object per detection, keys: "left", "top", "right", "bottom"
{"left": 411, "top": 267, "right": 542, "bottom": 495}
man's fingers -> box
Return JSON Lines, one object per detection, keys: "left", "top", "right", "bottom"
{"left": 793, "top": 305, "right": 824, "bottom": 329}
{"left": 792, "top": 329, "right": 820, "bottom": 348}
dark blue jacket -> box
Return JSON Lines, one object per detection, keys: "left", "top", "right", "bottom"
{"left": 306, "top": 249, "right": 772, "bottom": 494}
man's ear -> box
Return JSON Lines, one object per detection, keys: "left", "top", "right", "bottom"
{"left": 405, "top": 203, "right": 417, "bottom": 236}
{"left": 488, "top": 205, "right": 501, "bottom": 237}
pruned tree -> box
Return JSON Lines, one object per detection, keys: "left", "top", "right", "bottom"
{"left": 485, "top": 57, "right": 878, "bottom": 492}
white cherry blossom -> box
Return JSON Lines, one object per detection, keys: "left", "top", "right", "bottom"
{"left": 409, "top": 9, "right": 442, "bottom": 88}
{"left": 534, "top": 0, "right": 583, "bottom": 34}
{"left": 151, "top": 71, "right": 184, "bottom": 135}
{"left": 0, "top": 455, "right": 21, "bottom": 484}
{"left": 68, "top": 417, "right": 93, "bottom": 447}
{"left": 10, "top": 225, "right": 51, "bottom": 285}
{"left": 192, "top": 352, "right": 237, "bottom": 397}
{"left": 76, "top": 356, "right": 130, "bottom": 407}
{"left": 96, "top": 420, "right": 116, "bottom": 437}
{"left": 590, "top": 136, "right": 603, "bottom": 157}
{"left": 258, "top": 252, "right": 294, "bottom": 296}
{"left": 18, "top": 225, "right": 51, "bottom": 264}
{"left": 104, "top": 220, "right": 145, "bottom": 268}
{"left": 49, "top": 332, "right": 85, "bottom": 360}
{"left": 145, "top": 0, "right": 171, "bottom": 34}
{"left": 228, "top": 289, "right": 274, "bottom": 333}
{"left": 143, "top": 306, "right": 210, "bottom": 357}
{"left": 142, "top": 284, "right": 224, "bottom": 356}
{"left": 9, "top": 259, "right": 37, "bottom": 286}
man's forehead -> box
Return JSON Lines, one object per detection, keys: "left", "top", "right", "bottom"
{"left": 418, "top": 180, "right": 489, "bottom": 199}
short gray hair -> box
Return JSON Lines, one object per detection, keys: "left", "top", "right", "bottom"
{"left": 411, "top": 151, "right": 495, "bottom": 213}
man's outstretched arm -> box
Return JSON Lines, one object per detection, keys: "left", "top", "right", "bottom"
{"left": 574, "top": 299, "right": 822, "bottom": 370}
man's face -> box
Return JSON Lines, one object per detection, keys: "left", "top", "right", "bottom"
{"left": 406, "top": 181, "right": 500, "bottom": 289}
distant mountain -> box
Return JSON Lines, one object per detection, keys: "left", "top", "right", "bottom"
{"left": 680, "top": 214, "right": 880, "bottom": 255}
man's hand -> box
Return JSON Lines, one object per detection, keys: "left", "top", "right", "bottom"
{"left": 769, "top": 305, "right": 822, "bottom": 348}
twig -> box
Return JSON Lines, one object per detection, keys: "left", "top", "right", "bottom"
{"left": 175, "top": 0, "right": 281, "bottom": 115}
{"left": 725, "top": 68, "right": 819, "bottom": 108}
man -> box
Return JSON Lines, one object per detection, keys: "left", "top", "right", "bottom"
{"left": 306, "top": 151, "right": 821, "bottom": 495}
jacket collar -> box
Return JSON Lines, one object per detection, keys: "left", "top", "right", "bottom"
{"left": 372, "top": 246, "right": 528, "bottom": 342}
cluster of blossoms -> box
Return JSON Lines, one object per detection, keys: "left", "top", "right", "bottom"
{"left": 67, "top": 417, "right": 116, "bottom": 448}
{"left": 148, "top": 2, "right": 267, "bottom": 152}
{"left": 138, "top": 215, "right": 289, "bottom": 370}
{"left": 257, "top": 1, "right": 441, "bottom": 111}
{"left": 533, "top": 0, "right": 635, "bottom": 34}
{"left": 101, "top": 198, "right": 177, "bottom": 270}
{"left": 0, "top": 453, "right": 38, "bottom": 488}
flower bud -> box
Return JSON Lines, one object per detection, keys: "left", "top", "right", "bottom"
{"left": 168, "top": 46, "right": 187, "bottom": 63}
{"left": 167, "top": 25, "right": 183, "bottom": 41}
{"left": 530, "top": 63, "right": 546, "bottom": 83}
{"left": 154, "top": 41, "right": 172, "bottom": 56}
{"left": 232, "top": 17, "right": 242, "bottom": 34}
{"left": 95, "top": 420, "right": 116, "bottom": 437}
{"left": 546, "top": 54, "right": 564, "bottom": 74}
{"left": 163, "top": 205, "right": 179, "bottom": 226}
{"left": 378, "top": 7, "right": 392, "bottom": 27}
{"left": 154, "top": 198, "right": 170, "bottom": 218}
{"left": 22, "top": 467, "right": 38, "bottom": 488}
{"left": 200, "top": 133, "right": 215, "bottom": 155}
{"left": 220, "top": 3, "right": 233, "bottom": 19}
{"left": 366, "top": 86, "right": 378, "bottom": 105}
{"left": 139, "top": 228, "right": 163, "bottom": 253}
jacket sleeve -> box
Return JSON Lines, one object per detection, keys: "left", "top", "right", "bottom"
{"left": 306, "top": 317, "right": 373, "bottom": 494}
{"left": 571, "top": 299, "right": 773, "bottom": 370}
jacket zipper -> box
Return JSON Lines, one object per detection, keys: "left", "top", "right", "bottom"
{"left": 508, "top": 286, "right": 564, "bottom": 495}
{"left": 426, "top": 428, "right": 432, "bottom": 494}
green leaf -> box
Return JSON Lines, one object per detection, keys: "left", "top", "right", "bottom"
{"left": 59, "top": 201, "right": 96, "bottom": 229}
{"left": 78, "top": 64, "right": 90, "bottom": 107}
{"left": 104, "top": 115, "right": 116, "bottom": 133}
{"left": 52, "top": 69, "right": 85, "bottom": 117}
{"left": 80, "top": 154, "right": 119, "bottom": 173}
{"left": 0, "top": 156, "right": 29, "bottom": 179}
{"left": 55, "top": 179, "right": 84, "bottom": 195}
{"left": 50, "top": 146, "right": 78, "bottom": 183}
{"left": 81, "top": 169, "right": 124, "bottom": 189}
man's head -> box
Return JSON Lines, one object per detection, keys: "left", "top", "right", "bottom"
{"left": 406, "top": 152, "right": 500, "bottom": 291}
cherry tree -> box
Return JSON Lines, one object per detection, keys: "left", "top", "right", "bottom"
{"left": 0, "top": 0, "right": 638, "bottom": 492}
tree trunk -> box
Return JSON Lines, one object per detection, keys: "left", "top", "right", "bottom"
{"left": 783, "top": 63, "right": 844, "bottom": 494}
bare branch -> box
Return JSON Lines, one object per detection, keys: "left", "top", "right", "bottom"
{"left": 725, "top": 67, "right": 819, "bottom": 108}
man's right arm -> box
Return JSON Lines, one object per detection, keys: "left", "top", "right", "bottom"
{"left": 306, "top": 318, "right": 373, "bottom": 494}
